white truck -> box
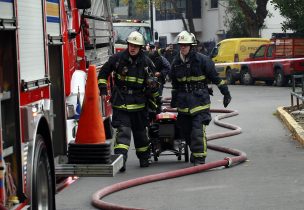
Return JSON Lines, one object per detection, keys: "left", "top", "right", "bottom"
{"left": 113, "top": 19, "right": 154, "bottom": 52}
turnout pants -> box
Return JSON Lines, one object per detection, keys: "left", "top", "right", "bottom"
{"left": 177, "top": 112, "right": 207, "bottom": 158}
{"left": 112, "top": 109, "right": 150, "bottom": 161}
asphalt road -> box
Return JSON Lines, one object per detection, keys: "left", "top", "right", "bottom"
{"left": 56, "top": 84, "right": 304, "bottom": 210}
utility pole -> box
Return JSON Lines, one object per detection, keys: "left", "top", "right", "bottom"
{"left": 150, "top": 0, "right": 154, "bottom": 41}
{"left": 128, "top": 0, "right": 133, "bottom": 18}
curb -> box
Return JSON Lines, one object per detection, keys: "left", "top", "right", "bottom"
{"left": 277, "top": 106, "right": 304, "bottom": 145}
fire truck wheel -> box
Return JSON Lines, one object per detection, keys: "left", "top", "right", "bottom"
{"left": 32, "top": 134, "right": 55, "bottom": 210}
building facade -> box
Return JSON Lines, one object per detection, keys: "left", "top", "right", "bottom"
{"left": 110, "top": 0, "right": 290, "bottom": 50}
{"left": 153, "top": 0, "right": 289, "bottom": 47}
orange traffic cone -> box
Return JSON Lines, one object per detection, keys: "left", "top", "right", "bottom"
{"left": 75, "top": 65, "right": 106, "bottom": 144}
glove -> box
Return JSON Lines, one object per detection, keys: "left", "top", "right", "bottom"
{"left": 147, "top": 76, "right": 159, "bottom": 90}
{"left": 223, "top": 94, "right": 231, "bottom": 108}
{"left": 208, "top": 86, "right": 213, "bottom": 96}
{"left": 98, "top": 85, "right": 107, "bottom": 96}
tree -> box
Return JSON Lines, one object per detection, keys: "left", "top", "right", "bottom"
{"left": 120, "top": 0, "right": 149, "bottom": 19}
{"left": 224, "top": 0, "right": 252, "bottom": 37}
{"left": 224, "top": 0, "right": 269, "bottom": 37}
{"left": 271, "top": 0, "right": 304, "bottom": 33}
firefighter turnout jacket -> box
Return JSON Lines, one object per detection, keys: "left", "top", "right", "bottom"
{"left": 171, "top": 51, "right": 230, "bottom": 121}
{"left": 98, "top": 49, "right": 159, "bottom": 112}
{"left": 148, "top": 51, "right": 171, "bottom": 85}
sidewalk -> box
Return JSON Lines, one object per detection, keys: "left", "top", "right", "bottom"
{"left": 277, "top": 106, "right": 304, "bottom": 145}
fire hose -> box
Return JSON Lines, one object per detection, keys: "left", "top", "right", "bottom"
{"left": 92, "top": 103, "right": 247, "bottom": 210}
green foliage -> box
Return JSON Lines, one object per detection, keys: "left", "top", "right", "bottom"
{"left": 134, "top": 0, "right": 149, "bottom": 13}
{"left": 223, "top": 0, "right": 256, "bottom": 37}
{"left": 271, "top": 0, "right": 304, "bottom": 33}
{"left": 121, "top": 0, "right": 159, "bottom": 13}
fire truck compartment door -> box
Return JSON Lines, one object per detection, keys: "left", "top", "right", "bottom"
{"left": 87, "top": 19, "right": 111, "bottom": 44}
{"left": 0, "top": 0, "right": 14, "bottom": 19}
{"left": 46, "top": 0, "right": 62, "bottom": 43}
{"left": 17, "top": 0, "right": 46, "bottom": 82}
{"left": 0, "top": 0, "right": 16, "bottom": 29}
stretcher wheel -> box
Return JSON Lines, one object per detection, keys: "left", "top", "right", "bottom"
{"left": 177, "top": 146, "right": 182, "bottom": 160}
{"left": 154, "top": 155, "right": 158, "bottom": 162}
{"left": 177, "top": 153, "right": 182, "bottom": 160}
{"left": 150, "top": 140, "right": 159, "bottom": 162}
{"left": 184, "top": 143, "right": 189, "bottom": 162}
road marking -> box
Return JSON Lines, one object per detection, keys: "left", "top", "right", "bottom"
{"left": 182, "top": 185, "right": 228, "bottom": 192}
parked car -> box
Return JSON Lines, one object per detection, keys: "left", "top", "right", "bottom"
{"left": 210, "top": 38, "right": 270, "bottom": 84}
{"left": 240, "top": 37, "right": 304, "bottom": 86}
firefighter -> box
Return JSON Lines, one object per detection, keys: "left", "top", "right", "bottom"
{"left": 170, "top": 31, "right": 231, "bottom": 165}
{"left": 148, "top": 42, "right": 171, "bottom": 96}
{"left": 163, "top": 44, "right": 178, "bottom": 65}
{"left": 98, "top": 31, "right": 159, "bottom": 172}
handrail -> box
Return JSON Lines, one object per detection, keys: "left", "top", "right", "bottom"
{"left": 291, "top": 74, "right": 304, "bottom": 108}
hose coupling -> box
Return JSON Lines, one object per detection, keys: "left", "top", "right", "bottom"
{"left": 224, "top": 157, "right": 233, "bottom": 168}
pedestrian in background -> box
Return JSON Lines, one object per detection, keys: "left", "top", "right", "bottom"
{"left": 160, "top": 43, "right": 178, "bottom": 82}
{"left": 196, "top": 41, "right": 209, "bottom": 56}
{"left": 98, "top": 31, "right": 160, "bottom": 172}
{"left": 170, "top": 31, "right": 232, "bottom": 165}
{"left": 163, "top": 43, "right": 178, "bottom": 65}
{"left": 148, "top": 42, "right": 171, "bottom": 96}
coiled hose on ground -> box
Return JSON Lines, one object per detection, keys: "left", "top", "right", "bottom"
{"left": 92, "top": 104, "right": 247, "bottom": 210}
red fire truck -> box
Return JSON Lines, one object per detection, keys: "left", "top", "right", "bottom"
{"left": 0, "top": 0, "right": 115, "bottom": 209}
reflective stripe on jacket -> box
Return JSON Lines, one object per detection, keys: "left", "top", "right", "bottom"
{"left": 98, "top": 50, "right": 159, "bottom": 112}
{"left": 171, "top": 51, "right": 229, "bottom": 115}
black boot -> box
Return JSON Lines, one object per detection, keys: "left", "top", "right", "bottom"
{"left": 139, "top": 158, "right": 150, "bottom": 167}
{"left": 119, "top": 159, "right": 126, "bottom": 172}
{"left": 190, "top": 153, "right": 194, "bottom": 163}
{"left": 193, "top": 156, "right": 205, "bottom": 166}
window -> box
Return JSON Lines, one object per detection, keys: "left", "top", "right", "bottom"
{"left": 254, "top": 46, "right": 266, "bottom": 58}
{"left": 187, "top": 0, "right": 201, "bottom": 19}
{"left": 210, "top": 0, "right": 218, "bottom": 9}
{"left": 266, "top": 45, "right": 274, "bottom": 57}
{"left": 113, "top": 26, "right": 152, "bottom": 44}
{"left": 156, "top": 0, "right": 201, "bottom": 21}
{"left": 211, "top": 47, "right": 219, "bottom": 58}
{"left": 159, "top": 36, "right": 167, "bottom": 48}
{"left": 156, "top": 0, "right": 186, "bottom": 21}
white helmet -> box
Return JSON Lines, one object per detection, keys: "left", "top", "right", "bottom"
{"left": 177, "top": 31, "right": 195, "bottom": 44}
{"left": 190, "top": 33, "right": 197, "bottom": 45}
{"left": 127, "top": 31, "right": 145, "bottom": 46}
